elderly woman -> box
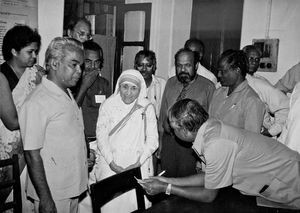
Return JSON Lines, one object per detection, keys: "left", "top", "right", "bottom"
{"left": 208, "top": 49, "right": 265, "bottom": 133}
{"left": 91, "top": 69, "right": 158, "bottom": 212}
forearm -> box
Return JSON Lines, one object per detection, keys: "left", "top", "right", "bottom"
{"left": 171, "top": 185, "right": 218, "bottom": 203}
{"left": 166, "top": 172, "right": 205, "bottom": 187}
{"left": 24, "top": 150, "right": 53, "bottom": 201}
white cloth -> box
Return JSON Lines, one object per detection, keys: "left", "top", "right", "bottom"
{"left": 278, "top": 82, "right": 300, "bottom": 153}
{"left": 246, "top": 74, "right": 290, "bottom": 136}
{"left": 146, "top": 75, "right": 166, "bottom": 118}
{"left": 168, "top": 63, "right": 218, "bottom": 86}
{"left": 0, "top": 66, "right": 40, "bottom": 213}
{"left": 85, "top": 69, "right": 158, "bottom": 213}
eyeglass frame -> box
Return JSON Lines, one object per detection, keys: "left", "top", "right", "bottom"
{"left": 75, "top": 30, "right": 93, "bottom": 41}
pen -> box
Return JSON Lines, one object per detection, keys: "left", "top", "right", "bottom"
{"left": 158, "top": 170, "right": 166, "bottom": 176}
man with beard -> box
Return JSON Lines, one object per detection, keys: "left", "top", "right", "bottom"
{"left": 158, "top": 48, "right": 215, "bottom": 177}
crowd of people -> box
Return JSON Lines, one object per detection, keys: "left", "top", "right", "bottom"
{"left": 0, "top": 17, "right": 300, "bottom": 213}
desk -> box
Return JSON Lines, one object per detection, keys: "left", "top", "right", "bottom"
{"left": 143, "top": 187, "right": 299, "bottom": 213}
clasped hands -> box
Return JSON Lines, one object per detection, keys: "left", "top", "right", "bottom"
{"left": 109, "top": 156, "right": 141, "bottom": 174}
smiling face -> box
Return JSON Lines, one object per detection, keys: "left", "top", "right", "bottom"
{"left": 119, "top": 82, "right": 140, "bottom": 104}
{"left": 175, "top": 51, "right": 197, "bottom": 84}
{"left": 13, "top": 42, "right": 39, "bottom": 68}
{"left": 55, "top": 48, "right": 84, "bottom": 90}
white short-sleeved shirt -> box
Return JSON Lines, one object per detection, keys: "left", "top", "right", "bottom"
{"left": 19, "top": 78, "right": 88, "bottom": 200}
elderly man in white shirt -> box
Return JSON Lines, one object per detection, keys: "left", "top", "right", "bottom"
{"left": 242, "top": 45, "right": 289, "bottom": 137}
{"left": 168, "top": 38, "right": 218, "bottom": 87}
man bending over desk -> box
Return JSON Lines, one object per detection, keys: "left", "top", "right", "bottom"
{"left": 140, "top": 99, "right": 300, "bottom": 210}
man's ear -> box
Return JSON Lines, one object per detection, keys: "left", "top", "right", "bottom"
{"left": 11, "top": 49, "right": 18, "bottom": 57}
{"left": 67, "top": 29, "right": 72, "bottom": 38}
{"left": 195, "top": 61, "right": 199, "bottom": 71}
{"left": 49, "top": 59, "right": 59, "bottom": 71}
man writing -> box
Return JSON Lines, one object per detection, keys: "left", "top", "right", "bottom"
{"left": 19, "top": 37, "right": 88, "bottom": 213}
{"left": 141, "top": 99, "right": 300, "bottom": 209}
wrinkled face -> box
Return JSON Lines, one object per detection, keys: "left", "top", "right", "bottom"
{"left": 84, "top": 49, "right": 103, "bottom": 73}
{"left": 168, "top": 113, "right": 194, "bottom": 143}
{"left": 14, "top": 42, "right": 39, "bottom": 68}
{"left": 246, "top": 49, "right": 261, "bottom": 75}
{"left": 175, "top": 52, "right": 197, "bottom": 84}
{"left": 217, "top": 59, "right": 239, "bottom": 87}
{"left": 119, "top": 82, "right": 140, "bottom": 104}
{"left": 56, "top": 48, "right": 84, "bottom": 90}
{"left": 70, "top": 21, "right": 92, "bottom": 43}
{"left": 135, "top": 56, "right": 154, "bottom": 81}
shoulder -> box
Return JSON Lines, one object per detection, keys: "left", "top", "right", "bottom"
{"left": 153, "top": 75, "right": 166, "bottom": 84}
{"left": 97, "top": 76, "right": 109, "bottom": 84}
{"left": 195, "top": 75, "right": 215, "bottom": 89}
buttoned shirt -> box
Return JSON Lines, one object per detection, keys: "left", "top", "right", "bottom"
{"left": 193, "top": 119, "right": 300, "bottom": 209}
{"left": 19, "top": 77, "right": 88, "bottom": 200}
{"left": 209, "top": 80, "right": 265, "bottom": 133}
{"left": 82, "top": 75, "right": 111, "bottom": 137}
{"left": 146, "top": 75, "right": 166, "bottom": 118}
{"left": 246, "top": 74, "right": 289, "bottom": 136}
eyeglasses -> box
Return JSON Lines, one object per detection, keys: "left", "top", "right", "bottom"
{"left": 248, "top": 57, "right": 260, "bottom": 63}
{"left": 75, "top": 30, "right": 92, "bottom": 41}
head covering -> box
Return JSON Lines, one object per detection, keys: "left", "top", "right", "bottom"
{"left": 114, "top": 69, "right": 147, "bottom": 104}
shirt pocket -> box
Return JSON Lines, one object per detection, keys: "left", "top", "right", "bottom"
{"left": 259, "top": 177, "right": 295, "bottom": 204}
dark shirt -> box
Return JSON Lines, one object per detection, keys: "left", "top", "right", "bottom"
{"left": 82, "top": 76, "right": 111, "bottom": 137}
{"left": 158, "top": 74, "right": 215, "bottom": 133}
{"left": 0, "top": 62, "right": 19, "bottom": 90}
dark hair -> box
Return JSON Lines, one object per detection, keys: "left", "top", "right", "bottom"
{"left": 169, "top": 98, "right": 208, "bottom": 132}
{"left": 134, "top": 50, "right": 157, "bottom": 71}
{"left": 83, "top": 40, "right": 104, "bottom": 68}
{"left": 218, "top": 49, "right": 249, "bottom": 77}
{"left": 2, "top": 25, "right": 41, "bottom": 61}
{"left": 174, "top": 48, "right": 198, "bottom": 67}
{"left": 184, "top": 38, "right": 205, "bottom": 56}
{"left": 67, "top": 17, "right": 91, "bottom": 31}
{"left": 242, "top": 45, "right": 262, "bottom": 57}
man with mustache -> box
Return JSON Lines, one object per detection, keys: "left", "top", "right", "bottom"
{"left": 158, "top": 48, "right": 215, "bottom": 177}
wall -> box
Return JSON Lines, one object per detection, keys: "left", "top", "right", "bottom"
{"left": 241, "top": 0, "right": 300, "bottom": 84}
{"left": 126, "top": 0, "right": 192, "bottom": 79}
{"left": 38, "top": 0, "right": 65, "bottom": 65}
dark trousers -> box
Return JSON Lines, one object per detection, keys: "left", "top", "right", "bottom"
{"left": 160, "top": 132, "right": 197, "bottom": 177}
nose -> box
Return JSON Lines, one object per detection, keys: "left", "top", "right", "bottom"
{"left": 32, "top": 51, "right": 37, "bottom": 58}
{"left": 217, "top": 70, "right": 222, "bottom": 78}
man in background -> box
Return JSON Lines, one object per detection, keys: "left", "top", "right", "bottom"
{"left": 168, "top": 38, "right": 218, "bottom": 87}
{"left": 134, "top": 50, "right": 166, "bottom": 118}
{"left": 76, "top": 40, "right": 111, "bottom": 140}
{"left": 158, "top": 48, "right": 215, "bottom": 177}
{"left": 67, "top": 17, "right": 92, "bottom": 43}
{"left": 242, "top": 45, "right": 289, "bottom": 137}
